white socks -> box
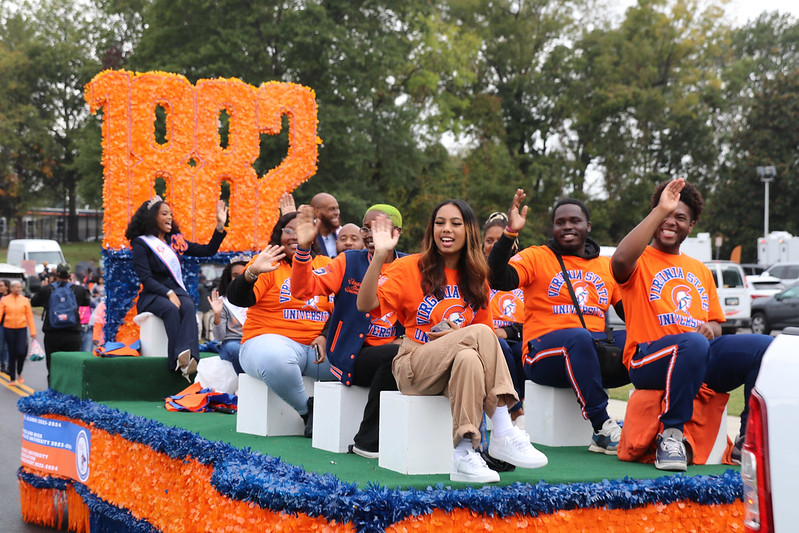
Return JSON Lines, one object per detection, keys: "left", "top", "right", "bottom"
{"left": 454, "top": 438, "right": 474, "bottom": 458}
{"left": 490, "top": 405, "right": 514, "bottom": 438}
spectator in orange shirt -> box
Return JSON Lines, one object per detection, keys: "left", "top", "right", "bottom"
{"left": 0, "top": 280, "right": 37, "bottom": 386}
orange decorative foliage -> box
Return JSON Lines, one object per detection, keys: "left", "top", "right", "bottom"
{"left": 84, "top": 70, "right": 320, "bottom": 251}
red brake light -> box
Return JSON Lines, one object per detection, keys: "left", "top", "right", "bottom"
{"left": 743, "top": 390, "right": 772, "bottom": 532}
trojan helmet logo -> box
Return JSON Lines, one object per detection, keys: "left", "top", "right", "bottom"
{"left": 499, "top": 294, "right": 517, "bottom": 318}
{"left": 302, "top": 296, "right": 320, "bottom": 311}
{"left": 441, "top": 304, "right": 466, "bottom": 327}
{"left": 573, "top": 281, "right": 590, "bottom": 306}
{"left": 671, "top": 285, "right": 693, "bottom": 314}
{"left": 375, "top": 311, "right": 394, "bottom": 327}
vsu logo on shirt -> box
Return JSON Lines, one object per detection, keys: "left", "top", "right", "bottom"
{"left": 648, "top": 266, "right": 710, "bottom": 328}
{"left": 548, "top": 270, "right": 608, "bottom": 318}
{"left": 368, "top": 311, "right": 398, "bottom": 339}
{"left": 412, "top": 285, "right": 477, "bottom": 342}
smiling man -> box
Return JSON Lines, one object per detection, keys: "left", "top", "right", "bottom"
{"left": 611, "top": 178, "right": 772, "bottom": 471}
{"left": 488, "top": 190, "right": 627, "bottom": 456}
{"left": 311, "top": 193, "right": 341, "bottom": 257}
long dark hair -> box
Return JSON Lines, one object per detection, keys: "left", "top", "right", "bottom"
{"left": 418, "top": 199, "right": 488, "bottom": 310}
{"left": 124, "top": 199, "right": 182, "bottom": 242}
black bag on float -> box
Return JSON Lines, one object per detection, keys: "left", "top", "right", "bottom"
{"left": 593, "top": 338, "right": 630, "bottom": 388}
{"left": 553, "top": 252, "right": 631, "bottom": 388}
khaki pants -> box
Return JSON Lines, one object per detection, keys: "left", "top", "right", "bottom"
{"left": 393, "top": 323, "right": 518, "bottom": 448}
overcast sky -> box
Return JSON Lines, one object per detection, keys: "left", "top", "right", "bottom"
{"left": 616, "top": 0, "right": 798, "bottom": 25}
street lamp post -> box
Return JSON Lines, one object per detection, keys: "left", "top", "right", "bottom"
{"left": 756, "top": 166, "right": 776, "bottom": 238}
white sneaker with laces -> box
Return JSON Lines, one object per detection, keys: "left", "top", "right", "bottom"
{"left": 450, "top": 448, "right": 500, "bottom": 483}
{"left": 488, "top": 426, "right": 548, "bottom": 469}
{"left": 589, "top": 418, "right": 622, "bottom": 455}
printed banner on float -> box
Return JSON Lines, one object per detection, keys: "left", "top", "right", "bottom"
{"left": 20, "top": 414, "right": 91, "bottom": 482}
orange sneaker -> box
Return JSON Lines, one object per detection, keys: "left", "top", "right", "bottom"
{"left": 18, "top": 376, "right": 24, "bottom": 385}
{"left": 8, "top": 380, "right": 18, "bottom": 387}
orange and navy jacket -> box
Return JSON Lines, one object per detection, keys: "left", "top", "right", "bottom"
{"left": 618, "top": 246, "right": 725, "bottom": 367}
{"left": 238, "top": 257, "right": 333, "bottom": 345}
{"left": 507, "top": 245, "right": 621, "bottom": 355}
{"left": 291, "top": 247, "right": 405, "bottom": 385}
{"left": 376, "top": 254, "right": 493, "bottom": 344}
{"left": 0, "top": 293, "right": 37, "bottom": 335}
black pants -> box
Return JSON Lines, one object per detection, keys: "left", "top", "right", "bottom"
{"left": 140, "top": 293, "right": 199, "bottom": 372}
{"left": 44, "top": 330, "right": 82, "bottom": 385}
{"left": 351, "top": 343, "right": 400, "bottom": 452}
{"left": 4, "top": 327, "right": 28, "bottom": 381}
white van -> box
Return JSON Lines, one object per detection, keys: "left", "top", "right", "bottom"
{"left": 704, "top": 260, "right": 751, "bottom": 334}
{"left": 6, "top": 239, "right": 66, "bottom": 275}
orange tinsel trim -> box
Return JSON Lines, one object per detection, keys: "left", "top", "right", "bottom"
{"left": 66, "top": 484, "right": 90, "bottom": 533}
{"left": 72, "top": 416, "right": 353, "bottom": 532}
{"left": 387, "top": 501, "right": 744, "bottom": 532}
{"left": 19, "top": 478, "right": 66, "bottom": 530}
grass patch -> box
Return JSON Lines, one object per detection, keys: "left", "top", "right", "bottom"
{"left": 608, "top": 383, "right": 745, "bottom": 418}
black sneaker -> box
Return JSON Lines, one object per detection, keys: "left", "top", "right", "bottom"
{"left": 480, "top": 449, "right": 516, "bottom": 472}
{"left": 731, "top": 435, "right": 744, "bottom": 465}
{"left": 655, "top": 428, "right": 687, "bottom": 471}
{"left": 302, "top": 397, "right": 314, "bottom": 438}
{"left": 348, "top": 444, "right": 379, "bottom": 459}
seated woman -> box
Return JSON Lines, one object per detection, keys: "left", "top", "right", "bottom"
{"left": 208, "top": 257, "right": 250, "bottom": 374}
{"left": 125, "top": 196, "right": 227, "bottom": 379}
{"left": 227, "top": 212, "right": 336, "bottom": 438}
{"left": 488, "top": 190, "right": 627, "bottom": 455}
{"left": 357, "top": 199, "right": 547, "bottom": 483}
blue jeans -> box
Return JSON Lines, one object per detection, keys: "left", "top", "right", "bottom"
{"left": 218, "top": 339, "right": 244, "bottom": 374}
{"left": 239, "top": 333, "right": 336, "bottom": 415}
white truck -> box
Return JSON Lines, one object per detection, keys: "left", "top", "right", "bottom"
{"left": 742, "top": 327, "right": 799, "bottom": 532}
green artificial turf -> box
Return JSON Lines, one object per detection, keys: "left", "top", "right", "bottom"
{"left": 103, "top": 399, "right": 738, "bottom": 491}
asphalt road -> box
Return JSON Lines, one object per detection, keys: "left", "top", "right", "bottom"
{"left": 1, "top": 313, "right": 54, "bottom": 531}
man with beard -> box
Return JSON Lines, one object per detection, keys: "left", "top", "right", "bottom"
{"left": 311, "top": 193, "right": 341, "bottom": 257}
{"left": 291, "top": 204, "right": 404, "bottom": 458}
{"left": 612, "top": 178, "right": 771, "bottom": 471}
{"left": 489, "top": 190, "right": 627, "bottom": 456}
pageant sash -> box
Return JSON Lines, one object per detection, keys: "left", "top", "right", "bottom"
{"left": 138, "top": 235, "right": 186, "bottom": 291}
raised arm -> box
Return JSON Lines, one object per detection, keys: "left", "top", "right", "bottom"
{"left": 356, "top": 214, "right": 399, "bottom": 312}
{"left": 611, "top": 178, "right": 684, "bottom": 284}
{"left": 488, "top": 189, "right": 526, "bottom": 290}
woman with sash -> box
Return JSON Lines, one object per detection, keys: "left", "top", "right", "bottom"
{"left": 125, "top": 196, "right": 227, "bottom": 379}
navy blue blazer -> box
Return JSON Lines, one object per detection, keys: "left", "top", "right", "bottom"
{"left": 132, "top": 230, "right": 226, "bottom": 311}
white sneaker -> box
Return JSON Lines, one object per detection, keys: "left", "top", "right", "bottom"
{"left": 450, "top": 449, "right": 500, "bottom": 483}
{"left": 588, "top": 418, "right": 622, "bottom": 455}
{"left": 488, "top": 426, "right": 548, "bottom": 469}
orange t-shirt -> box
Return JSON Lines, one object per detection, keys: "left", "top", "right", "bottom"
{"left": 619, "top": 246, "right": 725, "bottom": 367}
{"left": 0, "top": 294, "right": 36, "bottom": 334}
{"left": 489, "top": 289, "right": 524, "bottom": 329}
{"left": 376, "top": 255, "right": 493, "bottom": 344}
{"left": 290, "top": 251, "right": 398, "bottom": 346}
{"left": 241, "top": 256, "right": 334, "bottom": 345}
{"left": 508, "top": 246, "right": 621, "bottom": 353}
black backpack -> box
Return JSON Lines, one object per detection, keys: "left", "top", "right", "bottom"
{"left": 49, "top": 281, "right": 79, "bottom": 329}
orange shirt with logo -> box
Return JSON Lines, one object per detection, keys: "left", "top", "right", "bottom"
{"left": 241, "top": 256, "right": 333, "bottom": 345}
{"left": 618, "top": 246, "right": 725, "bottom": 367}
{"left": 508, "top": 246, "right": 621, "bottom": 354}
{"left": 489, "top": 289, "right": 524, "bottom": 329}
{"left": 376, "top": 254, "right": 492, "bottom": 344}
